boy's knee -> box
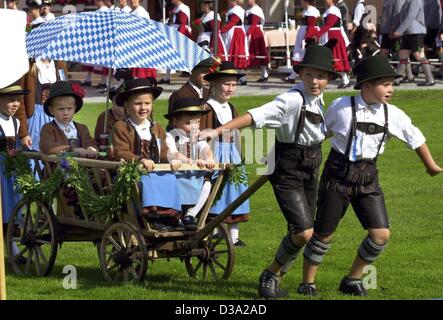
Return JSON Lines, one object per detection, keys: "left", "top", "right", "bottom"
{"left": 369, "top": 228, "right": 390, "bottom": 245}
{"left": 290, "top": 229, "right": 313, "bottom": 246}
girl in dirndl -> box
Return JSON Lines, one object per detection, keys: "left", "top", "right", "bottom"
{"left": 245, "top": 0, "right": 270, "bottom": 82}
{"left": 316, "top": 0, "right": 351, "bottom": 88}
{"left": 220, "top": 0, "right": 249, "bottom": 85}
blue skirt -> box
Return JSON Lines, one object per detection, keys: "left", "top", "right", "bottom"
{"left": 210, "top": 142, "right": 250, "bottom": 215}
{"left": 1, "top": 157, "right": 21, "bottom": 224}
{"left": 140, "top": 172, "right": 181, "bottom": 211}
{"left": 28, "top": 104, "right": 53, "bottom": 152}
{"left": 175, "top": 171, "right": 206, "bottom": 206}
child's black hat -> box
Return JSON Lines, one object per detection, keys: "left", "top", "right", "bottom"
{"left": 115, "top": 78, "right": 163, "bottom": 107}
{"left": 0, "top": 85, "right": 29, "bottom": 96}
{"left": 164, "top": 98, "right": 211, "bottom": 120}
{"left": 354, "top": 55, "right": 402, "bottom": 89}
{"left": 43, "top": 81, "right": 83, "bottom": 117}
{"left": 293, "top": 45, "right": 338, "bottom": 79}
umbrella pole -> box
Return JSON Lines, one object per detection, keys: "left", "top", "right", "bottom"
{"left": 213, "top": 0, "right": 219, "bottom": 56}
{"left": 162, "top": 0, "right": 166, "bottom": 24}
{"left": 0, "top": 182, "right": 7, "bottom": 301}
{"left": 103, "top": 68, "right": 113, "bottom": 134}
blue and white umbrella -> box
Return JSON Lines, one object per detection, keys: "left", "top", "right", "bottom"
{"left": 26, "top": 10, "right": 210, "bottom": 72}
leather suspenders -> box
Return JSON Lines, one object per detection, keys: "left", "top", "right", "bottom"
{"left": 345, "top": 96, "right": 389, "bottom": 161}
{"left": 292, "top": 89, "right": 324, "bottom": 145}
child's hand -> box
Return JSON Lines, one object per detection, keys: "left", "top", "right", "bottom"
{"left": 170, "top": 159, "right": 182, "bottom": 171}
{"left": 72, "top": 148, "right": 88, "bottom": 158}
{"left": 205, "top": 159, "right": 216, "bottom": 171}
{"left": 141, "top": 158, "right": 155, "bottom": 171}
{"left": 20, "top": 135, "right": 32, "bottom": 148}
{"left": 196, "top": 159, "right": 206, "bottom": 168}
{"left": 427, "top": 165, "right": 443, "bottom": 177}
{"left": 86, "top": 147, "right": 98, "bottom": 159}
{"left": 198, "top": 129, "right": 219, "bottom": 142}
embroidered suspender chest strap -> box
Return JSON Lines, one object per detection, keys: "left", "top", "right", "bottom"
{"left": 292, "top": 89, "right": 307, "bottom": 145}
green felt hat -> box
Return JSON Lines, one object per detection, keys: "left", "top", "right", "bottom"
{"left": 293, "top": 45, "right": 338, "bottom": 79}
{"left": 354, "top": 55, "right": 402, "bottom": 89}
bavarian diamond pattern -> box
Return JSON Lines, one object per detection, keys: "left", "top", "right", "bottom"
{"left": 26, "top": 10, "right": 209, "bottom": 71}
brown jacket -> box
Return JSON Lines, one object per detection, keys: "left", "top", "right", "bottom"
{"left": 16, "top": 60, "right": 69, "bottom": 138}
{"left": 94, "top": 109, "right": 120, "bottom": 143}
{"left": 39, "top": 121, "right": 97, "bottom": 155}
{"left": 112, "top": 120, "right": 168, "bottom": 163}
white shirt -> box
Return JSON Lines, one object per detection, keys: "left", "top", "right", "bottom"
{"left": 97, "top": 5, "right": 109, "bottom": 12}
{"left": 353, "top": 1, "right": 365, "bottom": 27}
{"left": 325, "top": 95, "right": 426, "bottom": 161}
{"left": 128, "top": 118, "right": 152, "bottom": 141}
{"left": 54, "top": 119, "right": 77, "bottom": 140}
{"left": 131, "top": 5, "right": 150, "bottom": 19}
{"left": 207, "top": 98, "right": 233, "bottom": 125}
{"left": 188, "top": 81, "right": 203, "bottom": 99}
{"left": 248, "top": 83, "right": 326, "bottom": 146}
{"left": 31, "top": 17, "right": 45, "bottom": 25}
{"left": 0, "top": 113, "right": 20, "bottom": 137}
{"left": 166, "top": 130, "right": 209, "bottom": 160}
{"left": 43, "top": 12, "right": 55, "bottom": 22}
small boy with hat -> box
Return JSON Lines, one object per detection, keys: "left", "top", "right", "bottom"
{"left": 199, "top": 45, "right": 338, "bottom": 299}
{"left": 39, "top": 81, "right": 98, "bottom": 157}
{"left": 301, "top": 55, "right": 442, "bottom": 296}
{"left": 164, "top": 97, "right": 216, "bottom": 230}
{"left": 0, "top": 85, "right": 29, "bottom": 242}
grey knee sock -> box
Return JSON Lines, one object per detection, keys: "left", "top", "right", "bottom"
{"left": 421, "top": 59, "right": 435, "bottom": 82}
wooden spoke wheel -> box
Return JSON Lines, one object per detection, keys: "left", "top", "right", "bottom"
{"left": 99, "top": 222, "right": 148, "bottom": 283}
{"left": 6, "top": 199, "right": 58, "bottom": 276}
{"left": 185, "top": 223, "right": 235, "bottom": 280}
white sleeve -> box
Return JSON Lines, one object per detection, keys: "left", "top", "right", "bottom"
{"left": 165, "top": 132, "right": 179, "bottom": 155}
{"left": 353, "top": 4, "right": 365, "bottom": 27}
{"left": 247, "top": 92, "right": 302, "bottom": 129}
{"left": 388, "top": 105, "right": 426, "bottom": 150}
{"left": 324, "top": 97, "right": 344, "bottom": 136}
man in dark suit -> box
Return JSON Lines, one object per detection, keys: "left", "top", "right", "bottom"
{"left": 167, "top": 58, "right": 214, "bottom": 128}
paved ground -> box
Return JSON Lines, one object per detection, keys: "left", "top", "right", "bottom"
{"left": 69, "top": 71, "right": 443, "bottom": 103}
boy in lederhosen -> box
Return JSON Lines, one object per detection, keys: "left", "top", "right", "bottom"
{"left": 199, "top": 45, "right": 338, "bottom": 299}
{"left": 301, "top": 55, "right": 442, "bottom": 296}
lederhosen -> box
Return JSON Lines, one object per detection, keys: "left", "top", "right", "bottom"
{"left": 314, "top": 96, "right": 391, "bottom": 236}
{"left": 269, "top": 90, "right": 324, "bottom": 234}
{"left": 0, "top": 117, "right": 18, "bottom": 152}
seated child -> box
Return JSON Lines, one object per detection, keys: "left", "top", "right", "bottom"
{"left": 39, "top": 81, "right": 98, "bottom": 157}
{"left": 0, "top": 84, "right": 29, "bottom": 260}
{"left": 112, "top": 78, "right": 184, "bottom": 232}
{"left": 164, "top": 98, "right": 216, "bottom": 230}
{"left": 94, "top": 84, "right": 126, "bottom": 159}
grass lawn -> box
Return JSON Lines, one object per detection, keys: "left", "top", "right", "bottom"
{"left": 5, "top": 90, "right": 443, "bottom": 300}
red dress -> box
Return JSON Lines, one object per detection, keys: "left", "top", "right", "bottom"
{"left": 173, "top": 7, "right": 193, "bottom": 39}
{"left": 316, "top": 6, "right": 350, "bottom": 72}
{"left": 197, "top": 11, "right": 227, "bottom": 61}
{"left": 221, "top": 6, "right": 248, "bottom": 69}
{"left": 245, "top": 12, "right": 269, "bottom": 67}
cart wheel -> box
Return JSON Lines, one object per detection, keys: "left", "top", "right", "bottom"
{"left": 6, "top": 198, "right": 58, "bottom": 276}
{"left": 99, "top": 222, "right": 148, "bottom": 283}
{"left": 185, "top": 223, "right": 235, "bottom": 280}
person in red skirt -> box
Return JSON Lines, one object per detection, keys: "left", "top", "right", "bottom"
{"left": 160, "top": 0, "right": 192, "bottom": 84}
{"left": 245, "top": 0, "right": 269, "bottom": 82}
{"left": 285, "top": 0, "right": 321, "bottom": 83}
{"left": 221, "top": 0, "right": 249, "bottom": 85}
{"left": 196, "top": 0, "right": 227, "bottom": 61}
{"left": 316, "top": 0, "right": 351, "bottom": 88}
{"left": 129, "top": 0, "right": 157, "bottom": 81}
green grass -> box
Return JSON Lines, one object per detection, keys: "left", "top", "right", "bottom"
{"left": 6, "top": 90, "right": 443, "bottom": 300}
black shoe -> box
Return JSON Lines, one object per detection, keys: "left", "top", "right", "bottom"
{"left": 158, "top": 79, "right": 171, "bottom": 84}
{"left": 337, "top": 82, "right": 352, "bottom": 89}
{"left": 297, "top": 283, "right": 317, "bottom": 296}
{"left": 234, "top": 239, "right": 247, "bottom": 247}
{"left": 95, "top": 83, "right": 107, "bottom": 89}
{"left": 152, "top": 222, "right": 172, "bottom": 232}
{"left": 182, "top": 215, "right": 198, "bottom": 231}
{"left": 238, "top": 80, "right": 247, "bottom": 86}
{"left": 417, "top": 81, "right": 435, "bottom": 87}
{"left": 283, "top": 77, "right": 296, "bottom": 84}
{"left": 80, "top": 80, "right": 91, "bottom": 86}
{"left": 400, "top": 77, "right": 415, "bottom": 84}
{"left": 173, "top": 219, "right": 186, "bottom": 231}
{"left": 338, "top": 276, "right": 368, "bottom": 296}
{"left": 257, "top": 77, "right": 268, "bottom": 83}
{"left": 258, "top": 270, "right": 289, "bottom": 300}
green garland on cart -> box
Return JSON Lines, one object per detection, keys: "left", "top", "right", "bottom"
{"left": 2, "top": 151, "right": 247, "bottom": 220}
